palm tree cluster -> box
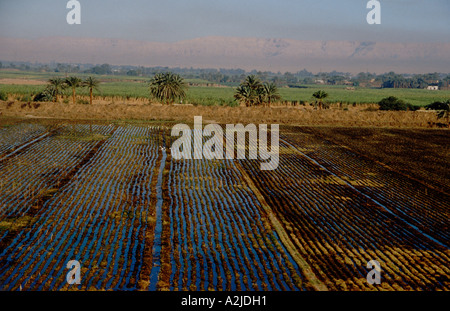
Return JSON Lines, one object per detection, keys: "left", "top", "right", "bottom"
{"left": 149, "top": 72, "right": 187, "bottom": 105}
{"left": 43, "top": 76, "right": 100, "bottom": 105}
{"left": 234, "top": 75, "right": 281, "bottom": 107}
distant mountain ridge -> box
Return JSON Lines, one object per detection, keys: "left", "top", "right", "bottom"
{"left": 0, "top": 36, "right": 449, "bottom": 74}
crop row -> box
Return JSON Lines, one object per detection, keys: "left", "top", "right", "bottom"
{"left": 0, "top": 125, "right": 163, "bottom": 290}
{"left": 238, "top": 136, "right": 449, "bottom": 290}
{"left": 0, "top": 123, "right": 48, "bottom": 158}
{"left": 163, "top": 129, "right": 304, "bottom": 291}
{"left": 280, "top": 130, "right": 449, "bottom": 247}
{"left": 0, "top": 124, "right": 114, "bottom": 244}
{"left": 0, "top": 124, "right": 305, "bottom": 291}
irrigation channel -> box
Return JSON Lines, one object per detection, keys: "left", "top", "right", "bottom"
{"left": 0, "top": 122, "right": 448, "bottom": 291}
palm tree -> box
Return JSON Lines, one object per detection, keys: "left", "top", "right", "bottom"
{"left": 312, "top": 90, "right": 329, "bottom": 110}
{"left": 65, "top": 77, "right": 83, "bottom": 105}
{"left": 83, "top": 77, "right": 100, "bottom": 105}
{"left": 234, "top": 76, "right": 283, "bottom": 107}
{"left": 244, "top": 75, "right": 263, "bottom": 91}
{"left": 149, "top": 72, "right": 187, "bottom": 105}
{"left": 234, "top": 85, "right": 254, "bottom": 107}
{"left": 47, "top": 78, "right": 66, "bottom": 103}
{"left": 262, "top": 82, "right": 281, "bottom": 107}
{"left": 234, "top": 75, "right": 264, "bottom": 107}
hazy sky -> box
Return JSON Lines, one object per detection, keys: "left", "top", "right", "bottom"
{"left": 0, "top": 0, "right": 449, "bottom": 43}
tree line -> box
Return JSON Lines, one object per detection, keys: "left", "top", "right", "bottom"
{"left": 379, "top": 72, "right": 450, "bottom": 89}
{"left": 3, "top": 61, "right": 449, "bottom": 89}
{"left": 35, "top": 77, "right": 100, "bottom": 105}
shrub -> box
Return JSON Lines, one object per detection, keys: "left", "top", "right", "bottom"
{"left": 34, "top": 90, "right": 53, "bottom": 102}
{"left": 0, "top": 91, "right": 8, "bottom": 101}
{"left": 378, "top": 96, "right": 408, "bottom": 111}
{"left": 425, "top": 100, "right": 450, "bottom": 111}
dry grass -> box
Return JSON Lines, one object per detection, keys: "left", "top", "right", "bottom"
{"left": 0, "top": 99, "right": 446, "bottom": 128}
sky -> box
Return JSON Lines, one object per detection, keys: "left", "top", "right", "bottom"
{"left": 0, "top": 0, "right": 449, "bottom": 43}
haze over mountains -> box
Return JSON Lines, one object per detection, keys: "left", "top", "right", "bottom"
{"left": 1, "top": 36, "right": 449, "bottom": 74}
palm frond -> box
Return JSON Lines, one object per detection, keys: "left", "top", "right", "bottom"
{"left": 149, "top": 72, "right": 187, "bottom": 104}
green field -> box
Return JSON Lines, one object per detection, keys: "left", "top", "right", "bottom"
{"left": 1, "top": 70, "right": 449, "bottom": 106}
{"left": 278, "top": 87, "right": 450, "bottom": 106}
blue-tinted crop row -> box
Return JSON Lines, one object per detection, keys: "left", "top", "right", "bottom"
{"left": 166, "top": 129, "right": 304, "bottom": 291}
{"left": 0, "top": 123, "right": 48, "bottom": 158}
{"left": 0, "top": 125, "right": 161, "bottom": 290}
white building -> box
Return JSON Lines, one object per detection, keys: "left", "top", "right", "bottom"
{"left": 426, "top": 86, "right": 439, "bottom": 91}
